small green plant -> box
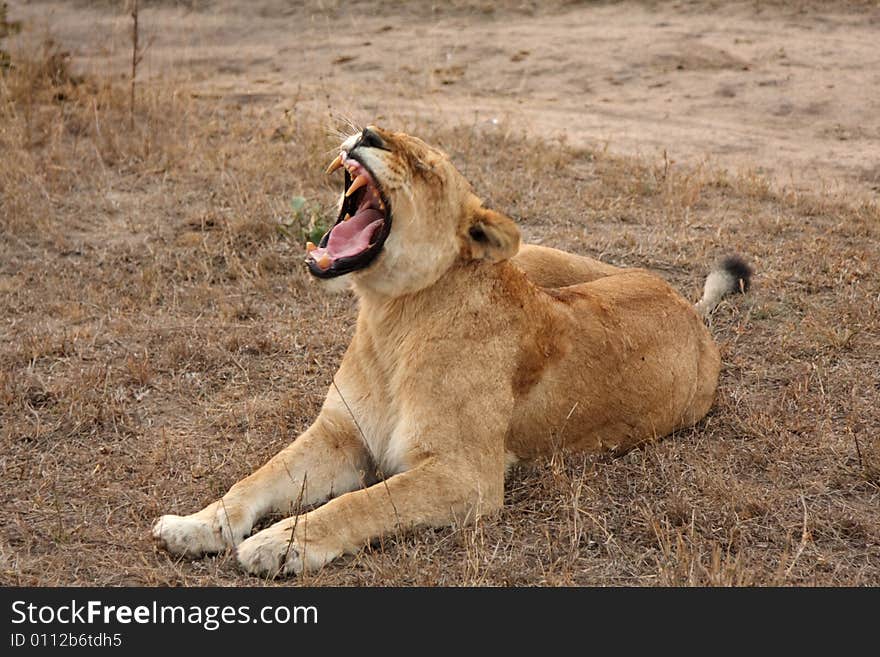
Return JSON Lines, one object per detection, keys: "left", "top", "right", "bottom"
{"left": 276, "top": 196, "right": 333, "bottom": 245}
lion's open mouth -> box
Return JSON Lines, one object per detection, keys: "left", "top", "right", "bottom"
{"left": 306, "top": 152, "right": 392, "bottom": 278}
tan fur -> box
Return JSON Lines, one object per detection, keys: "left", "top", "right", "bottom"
{"left": 153, "top": 127, "right": 725, "bottom": 577}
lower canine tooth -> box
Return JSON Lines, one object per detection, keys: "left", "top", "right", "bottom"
{"left": 343, "top": 213, "right": 351, "bottom": 222}
{"left": 317, "top": 254, "right": 331, "bottom": 270}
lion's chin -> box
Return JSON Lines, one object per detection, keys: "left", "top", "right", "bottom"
{"left": 310, "top": 274, "right": 352, "bottom": 295}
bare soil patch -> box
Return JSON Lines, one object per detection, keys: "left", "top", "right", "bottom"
{"left": 10, "top": 0, "right": 880, "bottom": 198}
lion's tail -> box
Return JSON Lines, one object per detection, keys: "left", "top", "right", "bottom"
{"left": 694, "top": 255, "right": 752, "bottom": 316}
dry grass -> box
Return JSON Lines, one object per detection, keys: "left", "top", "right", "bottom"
{"left": 1, "top": 34, "right": 878, "bottom": 587}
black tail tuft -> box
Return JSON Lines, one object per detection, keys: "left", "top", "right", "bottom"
{"left": 720, "top": 255, "right": 752, "bottom": 294}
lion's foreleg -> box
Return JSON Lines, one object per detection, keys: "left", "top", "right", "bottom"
{"left": 235, "top": 456, "right": 503, "bottom": 576}
{"left": 152, "top": 407, "right": 373, "bottom": 557}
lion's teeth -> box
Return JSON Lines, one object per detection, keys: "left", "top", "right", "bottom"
{"left": 317, "top": 254, "right": 331, "bottom": 270}
{"left": 343, "top": 213, "right": 351, "bottom": 222}
{"left": 325, "top": 154, "right": 343, "bottom": 174}
{"left": 306, "top": 241, "right": 316, "bottom": 253}
{"left": 346, "top": 174, "right": 369, "bottom": 197}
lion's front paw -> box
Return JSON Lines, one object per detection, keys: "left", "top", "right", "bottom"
{"left": 152, "top": 504, "right": 232, "bottom": 557}
{"left": 236, "top": 524, "right": 303, "bottom": 578}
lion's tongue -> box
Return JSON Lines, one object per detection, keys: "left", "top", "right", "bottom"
{"left": 323, "top": 209, "right": 384, "bottom": 260}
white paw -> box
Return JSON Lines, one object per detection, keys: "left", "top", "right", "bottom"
{"left": 236, "top": 524, "right": 303, "bottom": 578}
{"left": 152, "top": 504, "right": 233, "bottom": 557}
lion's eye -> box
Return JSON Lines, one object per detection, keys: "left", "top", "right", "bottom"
{"left": 359, "top": 128, "right": 389, "bottom": 151}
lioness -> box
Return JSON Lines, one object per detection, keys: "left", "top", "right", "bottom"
{"left": 153, "top": 126, "right": 750, "bottom": 577}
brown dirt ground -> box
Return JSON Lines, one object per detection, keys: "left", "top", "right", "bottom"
{"left": 11, "top": 0, "right": 880, "bottom": 198}
{"left": 1, "top": 1, "right": 878, "bottom": 586}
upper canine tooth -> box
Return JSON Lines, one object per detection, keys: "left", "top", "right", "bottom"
{"left": 346, "top": 173, "right": 369, "bottom": 197}
{"left": 325, "top": 154, "right": 343, "bottom": 174}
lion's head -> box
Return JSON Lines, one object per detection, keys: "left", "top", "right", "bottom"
{"left": 306, "top": 126, "right": 520, "bottom": 297}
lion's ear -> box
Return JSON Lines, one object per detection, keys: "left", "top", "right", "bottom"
{"left": 465, "top": 208, "right": 520, "bottom": 263}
